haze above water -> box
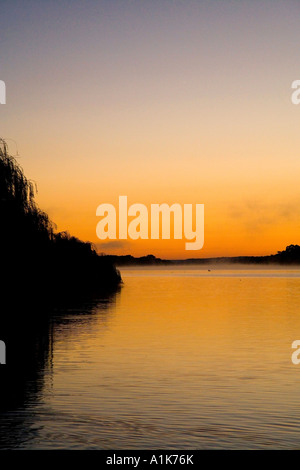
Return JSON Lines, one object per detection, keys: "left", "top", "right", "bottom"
{"left": 2, "top": 266, "right": 300, "bottom": 449}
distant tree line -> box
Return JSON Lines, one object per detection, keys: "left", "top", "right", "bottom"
{"left": 104, "top": 246, "right": 300, "bottom": 266}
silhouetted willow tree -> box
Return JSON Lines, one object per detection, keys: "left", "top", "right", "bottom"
{"left": 0, "top": 139, "right": 55, "bottom": 245}
{"left": 0, "top": 139, "right": 121, "bottom": 304}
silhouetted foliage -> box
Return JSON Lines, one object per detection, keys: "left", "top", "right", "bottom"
{"left": 0, "top": 139, "right": 121, "bottom": 306}
{"left": 276, "top": 244, "right": 300, "bottom": 264}
{"left": 0, "top": 139, "right": 121, "bottom": 446}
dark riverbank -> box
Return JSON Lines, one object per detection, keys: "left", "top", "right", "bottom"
{"left": 0, "top": 139, "right": 121, "bottom": 308}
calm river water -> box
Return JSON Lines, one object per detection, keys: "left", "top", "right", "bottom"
{"left": 1, "top": 266, "right": 300, "bottom": 449}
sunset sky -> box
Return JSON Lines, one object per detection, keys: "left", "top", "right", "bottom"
{"left": 1, "top": 0, "right": 300, "bottom": 259}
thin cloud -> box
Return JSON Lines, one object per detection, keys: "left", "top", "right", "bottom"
{"left": 95, "top": 240, "right": 132, "bottom": 251}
